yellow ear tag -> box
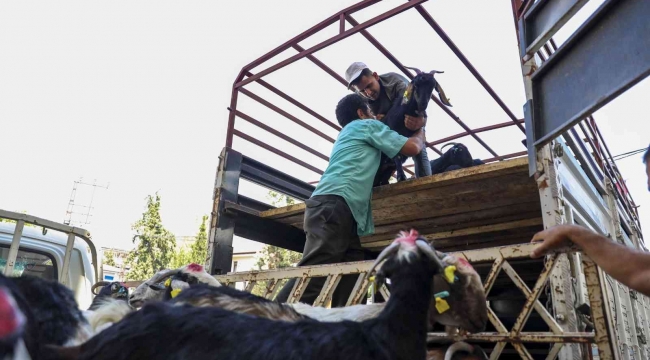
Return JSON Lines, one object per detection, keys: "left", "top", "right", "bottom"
{"left": 170, "top": 289, "right": 182, "bottom": 298}
{"left": 444, "top": 265, "right": 457, "bottom": 284}
{"left": 435, "top": 297, "right": 450, "bottom": 313}
{"left": 369, "top": 276, "right": 376, "bottom": 294}
{"left": 164, "top": 278, "right": 172, "bottom": 287}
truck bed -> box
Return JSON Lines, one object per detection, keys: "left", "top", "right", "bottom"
{"left": 259, "top": 157, "right": 541, "bottom": 252}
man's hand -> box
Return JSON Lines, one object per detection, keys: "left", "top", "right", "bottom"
{"left": 376, "top": 114, "right": 385, "bottom": 121}
{"left": 530, "top": 225, "right": 584, "bottom": 258}
{"left": 405, "top": 115, "right": 426, "bottom": 131}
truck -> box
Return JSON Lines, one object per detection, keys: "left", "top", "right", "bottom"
{"left": 0, "top": 209, "right": 100, "bottom": 310}
{"left": 202, "top": 0, "right": 650, "bottom": 359}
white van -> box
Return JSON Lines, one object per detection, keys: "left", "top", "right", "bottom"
{"left": 0, "top": 210, "right": 99, "bottom": 309}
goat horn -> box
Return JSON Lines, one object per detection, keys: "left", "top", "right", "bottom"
{"left": 429, "top": 70, "right": 444, "bottom": 74}
{"left": 366, "top": 242, "right": 400, "bottom": 278}
{"left": 149, "top": 268, "right": 182, "bottom": 284}
{"left": 440, "top": 142, "right": 457, "bottom": 151}
{"left": 404, "top": 66, "right": 422, "bottom": 75}
{"left": 444, "top": 342, "right": 475, "bottom": 360}
{"left": 415, "top": 240, "right": 446, "bottom": 272}
{"left": 91, "top": 281, "right": 110, "bottom": 295}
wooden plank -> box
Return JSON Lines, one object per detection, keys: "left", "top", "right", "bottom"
{"left": 371, "top": 172, "right": 534, "bottom": 210}
{"left": 361, "top": 221, "right": 542, "bottom": 249}
{"left": 260, "top": 157, "right": 529, "bottom": 219}
{"left": 372, "top": 186, "right": 539, "bottom": 226}
{"left": 359, "top": 201, "right": 541, "bottom": 244}
{"left": 424, "top": 218, "right": 542, "bottom": 240}
{"left": 371, "top": 157, "right": 529, "bottom": 200}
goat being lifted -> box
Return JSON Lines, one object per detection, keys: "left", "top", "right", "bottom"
{"left": 53, "top": 230, "right": 449, "bottom": 360}
{"left": 374, "top": 67, "right": 452, "bottom": 186}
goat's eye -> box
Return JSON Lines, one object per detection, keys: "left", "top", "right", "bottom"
{"left": 148, "top": 283, "right": 165, "bottom": 291}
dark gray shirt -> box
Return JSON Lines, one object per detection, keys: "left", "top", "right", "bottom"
{"left": 368, "top": 72, "right": 410, "bottom": 117}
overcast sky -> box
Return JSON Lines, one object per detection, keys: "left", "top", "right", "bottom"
{"left": 1, "top": 0, "right": 648, "bottom": 252}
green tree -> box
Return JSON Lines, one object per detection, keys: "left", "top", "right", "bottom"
{"left": 170, "top": 215, "right": 209, "bottom": 268}
{"left": 189, "top": 215, "right": 209, "bottom": 265}
{"left": 126, "top": 193, "right": 177, "bottom": 280}
{"left": 103, "top": 249, "right": 117, "bottom": 267}
{"left": 251, "top": 192, "right": 302, "bottom": 296}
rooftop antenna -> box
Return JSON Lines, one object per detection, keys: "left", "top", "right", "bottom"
{"left": 64, "top": 177, "right": 110, "bottom": 227}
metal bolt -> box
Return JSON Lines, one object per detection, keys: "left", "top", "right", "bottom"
{"left": 553, "top": 143, "right": 564, "bottom": 157}
{"left": 556, "top": 314, "right": 565, "bottom": 322}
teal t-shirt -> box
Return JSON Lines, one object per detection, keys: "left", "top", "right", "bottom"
{"left": 312, "top": 119, "right": 408, "bottom": 236}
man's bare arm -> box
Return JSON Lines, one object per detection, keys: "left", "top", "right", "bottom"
{"left": 399, "top": 128, "right": 425, "bottom": 157}
{"left": 531, "top": 225, "right": 650, "bottom": 297}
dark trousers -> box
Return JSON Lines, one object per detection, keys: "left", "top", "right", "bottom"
{"left": 275, "top": 195, "right": 364, "bottom": 307}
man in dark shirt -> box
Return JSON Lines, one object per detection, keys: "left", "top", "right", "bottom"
{"left": 344, "top": 62, "right": 431, "bottom": 179}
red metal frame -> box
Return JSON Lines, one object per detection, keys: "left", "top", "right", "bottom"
{"left": 222, "top": 0, "right": 641, "bottom": 231}
{"left": 226, "top": 0, "right": 526, "bottom": 171}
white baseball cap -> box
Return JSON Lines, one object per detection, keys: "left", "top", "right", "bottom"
{"left": 345, "top": 62, "right": 369, "bottom": 89}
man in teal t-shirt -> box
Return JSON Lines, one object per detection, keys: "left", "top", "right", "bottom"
{"left": 276, "top": 93, "right": 426, "bottom": 307}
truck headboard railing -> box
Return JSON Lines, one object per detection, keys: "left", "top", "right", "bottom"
{"left": 0, "top": 209, "right": 99, "bottom": 284}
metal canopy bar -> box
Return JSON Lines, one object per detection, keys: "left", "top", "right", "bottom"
{"left": 530, "top": 0, "right": 650, "bottom": 148}
{"left": 239, "top": 88, "right": 336, "bottom": 143}
{"left": 235, "top": 0, "right": 429, "bottom": 88}
{"left": 245, "top": 72, "right": 341, "bottom": 131}
{"left": 239, "top": 150, "right": 316, "bottom": 200}
{"left": 234, "top": 109, "right": 330, "bottom": 162}
{"left": 414, "top": 5, "right": 526, "bottom": 134}
{"left": 234, "top": 130, "right": 324, "bottom": 176}
{"left": 520, "top": 0, "right": 589, "bottom": 59}
{"left": 240, "top": 0, "right": 381, "bottom": 74}
{"left": 429, "top": 120, "right": 524, "bottom": 146}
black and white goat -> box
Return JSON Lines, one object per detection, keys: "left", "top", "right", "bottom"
{"left": 0, "top": 273, "right": 93, "bottom": 360}
{"left": 374, "top": 67, "right": 452, "bottom": 186}
{"left": 52, "top": 230, "right": 449, "bottom": 360}
{"left": 160, "top": 243, "right": 486, "bottom": 334}
{"left": 128, "top": 263, "right": 220, "bottom": 308}
{"left": 88, "top": 281, "right": 129, "bottom": 311}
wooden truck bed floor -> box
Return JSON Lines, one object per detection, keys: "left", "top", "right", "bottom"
{"left": 259, "top": 157, "right": 542, "bottom": 252}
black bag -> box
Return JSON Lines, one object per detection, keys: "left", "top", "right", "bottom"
{"left": 429, "top": 143, "right": 484, "bottom": 175}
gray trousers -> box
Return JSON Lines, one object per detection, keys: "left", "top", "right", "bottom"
{"left": 275, "top": 195, "right": 364, "bottom": 307}
{"left": 413, "top": 146, "right": 431, "bottom": 178}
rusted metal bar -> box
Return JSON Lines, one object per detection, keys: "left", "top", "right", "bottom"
{"left": 241, "top": 0, "right": 380, "bottom": 72}
{"left": 501, "top": 260, "right": 563, "bottom": 334}
{"left": 239, "top": 88, "right": 335, "bottom": 143}
{"left": 414, "top": 4, "right": 526, "bottom": 133}
{"left": 583, "top": 256, "right": 618, "bottom": 359}
{"left": 511, "top": 254, "right": 559, "bottom": 334}
{"left": 263, "top": 279, "right": 279, "bottom": 299}
{"left": 244, "top": 280, "right": 256, "bottom": 292}
{"left": 512, "top": 343, "right": 534, "bottom": 359}
{"left": 293, "top": 44, "right": 348, "bottom": 86}
{"left": 426, "top": 332, "right": 595, "bottom": 343}
{"left": 483, "top": 256, "right": 504, "bottom": 295}
{"left": 233, "top": 130, "right": 324, "bottom": 175}
{"left": 482, "top": 151, "right": 528, "bottom": 163}
{"left": 245, "top": 71, "right": 341, "bottom": 131}
{"left": 313, "top": 274, "right": 342, "bottom": 307}
{"left": 347, "top": 272, "right": 372, "bottom": 306}
{"left": 287, "top": 275, "right": 311, "bottom": 304}
{"left": 234, "top": 109, "right": 330, "bottom": 162}
{"left": 490, "top": 342, "right": 507, "bottom": 360}
{"left": 225, "top": 88, "right": 239, "bottom": 148}
{"left": 428, "top": 120, "right": 524, "bottom": 147}
{"left": 236, "top": 0, "right": 429, "bottom": 88}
